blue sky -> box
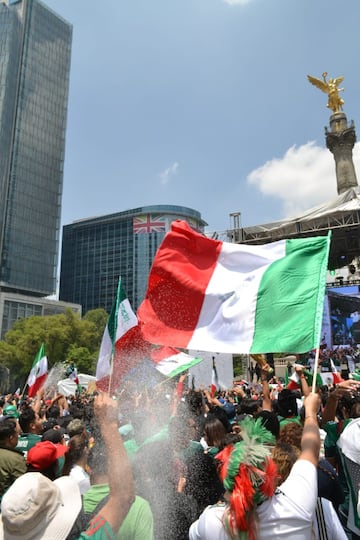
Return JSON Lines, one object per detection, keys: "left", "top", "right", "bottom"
{"left": 45, "top": 0, "right": 360, "bottom": 235}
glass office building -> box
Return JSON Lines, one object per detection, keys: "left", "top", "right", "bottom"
{"left": 59, "top": 205, "right": 207, "bottom": 313}
{"left": 0, "top": 0, "right": 72, "bottom": 297}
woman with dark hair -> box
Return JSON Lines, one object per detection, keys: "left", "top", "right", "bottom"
{"left": 62, "top": 433, "right": 90, "bottom": 494}
{"left": 200, "top": 416, "right": 228, "bottom": 456}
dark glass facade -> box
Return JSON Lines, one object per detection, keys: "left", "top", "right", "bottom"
{"left": 0, "top": 0, "right": 72, "bottom": 296}
{"left": 59, "top": 205, "right": 207, "bottom": 313}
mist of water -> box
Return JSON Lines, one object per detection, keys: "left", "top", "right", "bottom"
{"left": 42, "top": 363, "right": 66, "bottom": 395}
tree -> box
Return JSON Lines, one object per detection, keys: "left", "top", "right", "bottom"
{"left": 0, "top": 308, "right": 109, "bottom": 392}
{"left": 66, "top": 344, "right": 97, "bottom": 374}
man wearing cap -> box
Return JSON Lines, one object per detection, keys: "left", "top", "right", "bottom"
{"left": 0, "top": 417, "right": 26, "bottom": 501}
{"left": 27, "top": 440, "right": 68, "bottom": 480}
{"left": 0, "top": 393, "right": 135, "bottom": 540}
{"left": 2, "top": 404, "right": 19, "bottom": 421}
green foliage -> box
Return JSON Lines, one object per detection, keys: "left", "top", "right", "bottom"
{"left": 83, "top": 308, "right": 108, "bottom": 332}
{"left": 0, "top": 308, "right": 109, "bottom": 391}
{"left": 233, "top": 355, "right": 244, "bottom": 378}
{"left": 67, "top": 344, "right": 97, "bottom": 374}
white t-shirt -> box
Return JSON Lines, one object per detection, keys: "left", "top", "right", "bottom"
{"left": 189, "top": 460, "right": 317, "bottom": 540}
{"left": 69, "top": 464, "right": 91, "bottom": 495}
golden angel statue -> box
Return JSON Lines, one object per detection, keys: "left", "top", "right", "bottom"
{"left": 307, "top": 72, "right": 345, "bottom": 113}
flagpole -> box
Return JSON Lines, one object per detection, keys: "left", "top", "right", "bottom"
{"left": 312, "top": 231, "right": 332, "bottom": 393}
{"left": 108, "top": 351, "right": 115, "bottom": 395}
{"left": 153, "top": 377, "right": 174, "bottom": 390}
{"left": 20, "top": 381, "right": 28, "bottom": 399}
{"left": 108, "top": 276, "right": 122, "bottom": 395}
{"left": 312, "top": 348, "right": 320, "bottom": 393}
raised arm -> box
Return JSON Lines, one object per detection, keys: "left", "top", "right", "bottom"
{"left": 203, "top": 388, "right": 223, "bottom": 408}
{"left": 93, "top": 393, "right": 135, "bottom": 532}
{"left": 300, "top": 392, "right": 321, "bottom": 466}
{"left": 31, "top": 388, "right": 44, "bottom": 415}
{"left": 260, "top": 365, "right": 272, "bottom": 412}
{"left": 295, "top": 364, "right": 311, "bottom": 398}
{"left": 321, "top": 379, "right": 360, "bottom": 427}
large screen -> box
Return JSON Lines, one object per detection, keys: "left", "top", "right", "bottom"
{"left": 327, "top": 286, "right": 360, "bottom": 346}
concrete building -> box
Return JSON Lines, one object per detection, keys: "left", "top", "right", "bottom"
{"left": 0, "top": 291, "right": 81, "bottom": 339}
{"left": 59, "top": 205, "right": 207, "bottom": 313}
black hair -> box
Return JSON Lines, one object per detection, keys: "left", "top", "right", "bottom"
{"left": 256, "top": 410, "right": 280, "bottom": 439}
{"left": 205, "top": 406, "right": 231, "bottom": 433}
{"left": 276, "top": 389, "right": 298, "bottom": 418}
{"left": 0, "top": 417, "right": 17, "bottom": 441}
{"left": 338, "top": 391, "right": 360, "bottom": 419}
{"left": 42, "top": 428, "right": 65, "bottom": 444}
{"left": 46, "top": 405, "right": 60, "bottom": 419}
{"left": 19, "top": 406, "right": 36, "bottom": 433}
{"left": 237, "top": 398, "right": 261, "bottom": 416}
{"left": 185, "top": 390, "right": 203, "bottom": 415}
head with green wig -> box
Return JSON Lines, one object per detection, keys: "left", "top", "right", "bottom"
{"left": 216, "top": 416, "right": 279, "bottom": 540}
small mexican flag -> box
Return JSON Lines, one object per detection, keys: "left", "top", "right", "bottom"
{"left": 150, "top": 346, "right": 203, "bottom": 378}
{"left": 285, "top": 365, "right": 323, "bottom": 390}
{"left": 329, "top": 358, "right": 344, "bottom": 385}
{"left": 66, "top": 362, "right": 82, "bottom": 393}
{"left": 96, "top": 277, "right": 150, "bottom": 392}
{"left": 27, "top": 343, "right": 48, "bottom": 397}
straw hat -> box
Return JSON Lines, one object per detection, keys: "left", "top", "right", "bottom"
{"left": 0, "top": 472, "right": 82, "bottom": 540}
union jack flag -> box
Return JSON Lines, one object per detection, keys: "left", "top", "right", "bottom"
{"left": 133, "top": 215, "right": 166, "bottom": 234}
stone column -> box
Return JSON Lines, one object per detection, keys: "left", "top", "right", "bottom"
{"left": 325, "top": 112, "right": 358, "bottom": 195}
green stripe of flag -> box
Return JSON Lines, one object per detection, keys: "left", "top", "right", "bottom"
{"left": 251, "top": 233, "right": 331, "bottom": 353}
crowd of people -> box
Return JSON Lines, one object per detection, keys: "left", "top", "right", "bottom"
{"left": 0, "top": 351, "right": 360, "bottom": 539}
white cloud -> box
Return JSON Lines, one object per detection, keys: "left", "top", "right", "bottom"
{"left": 247, "top": 141, "right": 360, "bottom": 219}
{"left": 223, "top": 0, "right": 252, "bottom": 5}
{"left": 159, "top": 161, "right": 179, "bottom": 185}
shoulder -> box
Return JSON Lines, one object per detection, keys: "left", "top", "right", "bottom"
{"left": 0, "top": 447, "right": 25, "bottom": 461}
{"left": 130, "top": 495, "right": 152, "bottom": 513}
{"left": 279, "top": 459, "right": 317, "bottom": 498}
{"left": 189, "top": 503, "right": 228, "bottom": 540}
{"left": 288, "top": 458, "right": 317, "bottom": 476}
{"left": 83, "top": 484, "right": 110, "bottom": 513}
